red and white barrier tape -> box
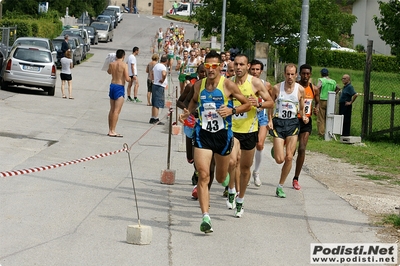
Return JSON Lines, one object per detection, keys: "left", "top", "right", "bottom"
{"left": 358, "top": 93, "right": 400, "bottom": 100}
{"left": 1, "top": 147, "right": 127, "bottom": 178}
{"left": 1, "top": 108, "right": 175, "bottom": 178}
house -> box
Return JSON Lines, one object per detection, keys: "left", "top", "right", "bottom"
{"left": 351, "top": 0, "right": 392, "bottom": 55}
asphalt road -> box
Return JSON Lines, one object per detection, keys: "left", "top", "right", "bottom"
{"left": 0, "top": 14, "right": 387, "bottom": 266}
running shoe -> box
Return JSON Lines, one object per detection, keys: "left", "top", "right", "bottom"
{"left": 276, "top": 187, "right": 286, "bottom": 198}
{"left": 292, "top": 180, "right": 301, "bottom": 190}
{"left": 200, "top": 215, "right": 213, "bottom": 233}
{"left": 222, "top": 186, "right": 228, "bottom": 197}
{"left": 191, "top": 185, "right": 198, "bottom": 199}
{"left": 253, "top": 171, "right": 261, "bottom": 187}
{"left": 221, "top": 173, "right": 230, "bottom": 187}
{"left": 191, "top": 171, "right": 198, "bottom": 185}
{"left": 226, "top": 193, "right": 236, "bottom": 209}
{"left": 134, "top": 98, "right": 142, "bottom": 103}
{"left": 235, "top": 202, "right": 244, "bottom": 218}
{"left": 127, "top": 97, "right": 134, "bottom": 102}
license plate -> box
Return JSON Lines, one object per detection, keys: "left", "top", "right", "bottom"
{"left": 23, "top": 65, "right": 40, "bottom": 71}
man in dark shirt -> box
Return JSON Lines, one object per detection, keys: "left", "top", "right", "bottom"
{"left": 339, "top": 74, "right": 357, "bottom": 136}
{"left": 61, "top": 35, "right": 70, "bottom": 57}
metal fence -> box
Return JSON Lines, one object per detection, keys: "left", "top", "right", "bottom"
{"left": 361, "top": 40, "right": 400, "bottom": 142}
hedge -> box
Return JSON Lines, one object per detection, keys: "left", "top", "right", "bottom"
{"left": 0, "top": 18, "right": 62, "bottom": 41}
{"left": 306, "top": 49, "right": 399, "bottom": 73}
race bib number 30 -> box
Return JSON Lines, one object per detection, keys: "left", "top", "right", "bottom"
{"left": 202, "top": 103, "right": 224, "bottom": 132}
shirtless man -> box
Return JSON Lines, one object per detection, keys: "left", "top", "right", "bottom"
{"left": 268, "top": 63, "right": 308, "bottom": 198}
{"left": 107, "top": 49, "right": 131, "bottom": 137}
{"left": 179, "top": 50, "right": 250, "bottom": 233}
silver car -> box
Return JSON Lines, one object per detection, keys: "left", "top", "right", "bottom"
{"left": 90, "top": 22, "right": 114, "bottom": 43}
{"left": 0, "top": 45, "right": 57, "bottom": 96}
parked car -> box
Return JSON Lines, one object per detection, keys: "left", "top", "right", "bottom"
{"left": 52, "top": 36, "right": 83, "bottom": 67}
{"left": 61, "top": 28, "right": 90, "bottom": 52}
{"left": 96, "top": 14, "right": 115, "bottom": 29}
{"left": 101, "top": 9, "right": 118, "bottom": 28}
{"left": 107, "top": 6, "right": 123, "bottom": 22}
{"left": 84, "top": 26, "right": 99, "bottom": 45}
{"left": 328, "top": 40, "right": 356, "bottom": 52}
{"left": 90, "top": 22, "right": 114, "bottom": 43}
{"left": 12, "top": 37, "right": 57, "bottom": 62}
{"left": 0, "top": 45, "right": 57, "bottom": 96}
{"left": 71, "top": 36, "right": 87, "bottom": 60}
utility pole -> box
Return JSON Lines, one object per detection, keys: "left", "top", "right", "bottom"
{"left": 297, "top": 0, "right": 309, "bottom": 70}
{"left": 220, "top": 0, "right": 226, "bottom": 52}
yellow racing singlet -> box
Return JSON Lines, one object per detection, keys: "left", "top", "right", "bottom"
{"left": 231, "top": 75, "right": 258, "bottom": 133}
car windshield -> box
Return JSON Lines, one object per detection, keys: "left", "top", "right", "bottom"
{"left": 91, "top": 23, "right": 108, "bottom": 31}
{"left": 13, "top": 48, "right": 52, "bottom": 63}
{"left": 85, "top": 27, "right": 94, "bottom": 34}
{"left": 15, "top": 40, "right": 49, "bottom": 50}
{"left": 97, "top": 17, "right": 111, "bottom": 23}
{"left": 62, "top": 30, "right": 81, "bottom": 37}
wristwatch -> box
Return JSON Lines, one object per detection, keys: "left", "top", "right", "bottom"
{"left": 232, "top": 107, "right": 237, "bottom": 115}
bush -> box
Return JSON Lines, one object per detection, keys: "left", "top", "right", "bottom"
{"left": 0, "top": 16, "right": 62, "bottom": 40}
{"left": 306, "top": 49, "right": 399, "bottom": 73}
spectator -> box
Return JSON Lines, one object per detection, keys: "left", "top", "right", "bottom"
{"left": 146, "top": 53, "right": 159, "bottom": 106}
{"left": 149, "top": 54, "right": 168, "bottom": 125}
{"left": 316, "top": 68, "right": 340, "bottom": 136}
{"left": 61, "top": 35, "right": 70, "bottom": 57}
{"left": 339, "top": 74, "right": 358, "bottom": 136}
{"left": 60, "top": 50, "right": 73, "bottom": 99}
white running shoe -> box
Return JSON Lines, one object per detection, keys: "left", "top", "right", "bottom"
{"left": 226, "top": 193, "right": 236, "bottom": 209}
{"left": 253, "top": 171, "right": 261, "bottom": 187}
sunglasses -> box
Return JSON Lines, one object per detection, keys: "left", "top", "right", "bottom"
{"left": 204, "top": 63, "right": 221, "bottom": 69}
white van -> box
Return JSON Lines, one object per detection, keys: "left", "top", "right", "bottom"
{"left": 107, "top": 6, "right": 123, "bottom": 23}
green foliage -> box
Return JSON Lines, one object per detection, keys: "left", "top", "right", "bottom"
{"left": 193, "top": 0, "right": 356, "bottom": 51}
{"left": 382, "top": 214, "right": 400, "bottom": 227}
{"left": 2, "top": 0, "right": 108, "bottom": 18}
{"left": 305, "top": 50, "right": 399, "bottom": 73}
{"left": 373, "top": 0, "right": 400, "bottom": 63}
{"left": 355, "top": 44, "right": 365, "bottom": 53}
{"left": 0, "top": 17, "right": 62, "bottom": 39}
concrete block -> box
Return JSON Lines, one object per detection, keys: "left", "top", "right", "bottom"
{"left": 172, "top": 125, "right": 181, "bottom": 135}
{"left": 160, "top": 169, "right": 175, "bottom": 185}
{"left": 340, "top": 136, "right": 361, "bottom": 144}
{"left": 126, "top": 224, "right": 152, "bottom": 245}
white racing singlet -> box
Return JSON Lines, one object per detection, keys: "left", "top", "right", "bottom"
{"left": 274, "top": 82, "right": 299, "bottom": 119}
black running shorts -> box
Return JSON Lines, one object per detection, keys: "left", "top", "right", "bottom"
{"left": 269, "top": 118, "right": 300, "bottom": 139}
{"left": 233, "top": 132, "right": 258, "bottom": 150}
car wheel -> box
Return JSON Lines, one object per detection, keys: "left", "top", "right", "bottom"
{"left": 110, "top": 38, "right": 113, "bottom": 42}
{"left": 47, "top": 86, "right": 55, "bottom": 96}
{"left": 1, "top": 79, "right": 9, "bottom": 90}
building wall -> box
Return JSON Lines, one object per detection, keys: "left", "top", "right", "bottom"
{"left": 352, "top": 0, "right": 392, "bottom": 55}
{"left": 108, "top": 0, "right": 173, "bottom": 16}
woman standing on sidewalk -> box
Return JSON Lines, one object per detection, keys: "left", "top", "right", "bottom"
{"left": 60, "top": 50, "right": 74, "bottom": 99}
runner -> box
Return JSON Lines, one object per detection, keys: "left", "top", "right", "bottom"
{"left": 176, "top": 50, "right": 189, "bottom": 94}
{"left": 226, "top": 54, "right": 274, "bottom": 218}
{"left": 249, "top": 59, "right": 273, "bottom": 187}
{"left": 292, "top": 64, "right": 319, "bottom": 190}
{"left": 268, "top": 63, "right": 308, "bottom": 198}
{"left": 179, "top": 50, "right": 251, "bottom": 233}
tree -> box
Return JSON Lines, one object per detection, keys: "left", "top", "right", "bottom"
{"left": 193, "top": 0, "right": 356, "bottom": 59}
{"left": 373, "top": 0, "right": 400, "bottom": 60}
{"left": 2, "top": 0, "right": 108, "bottom": 18}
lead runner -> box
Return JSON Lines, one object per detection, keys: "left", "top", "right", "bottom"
{"left": 179, "top": 50, "right": 250, "bottom": 233}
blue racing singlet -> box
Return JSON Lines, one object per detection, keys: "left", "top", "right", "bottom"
{"left": 196, "top": 76, "right": 233, "bottom": 132}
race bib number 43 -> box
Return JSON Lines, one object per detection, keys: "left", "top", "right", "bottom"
{"left": 202, "top": 103, "right": 224, "bottom": 132}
